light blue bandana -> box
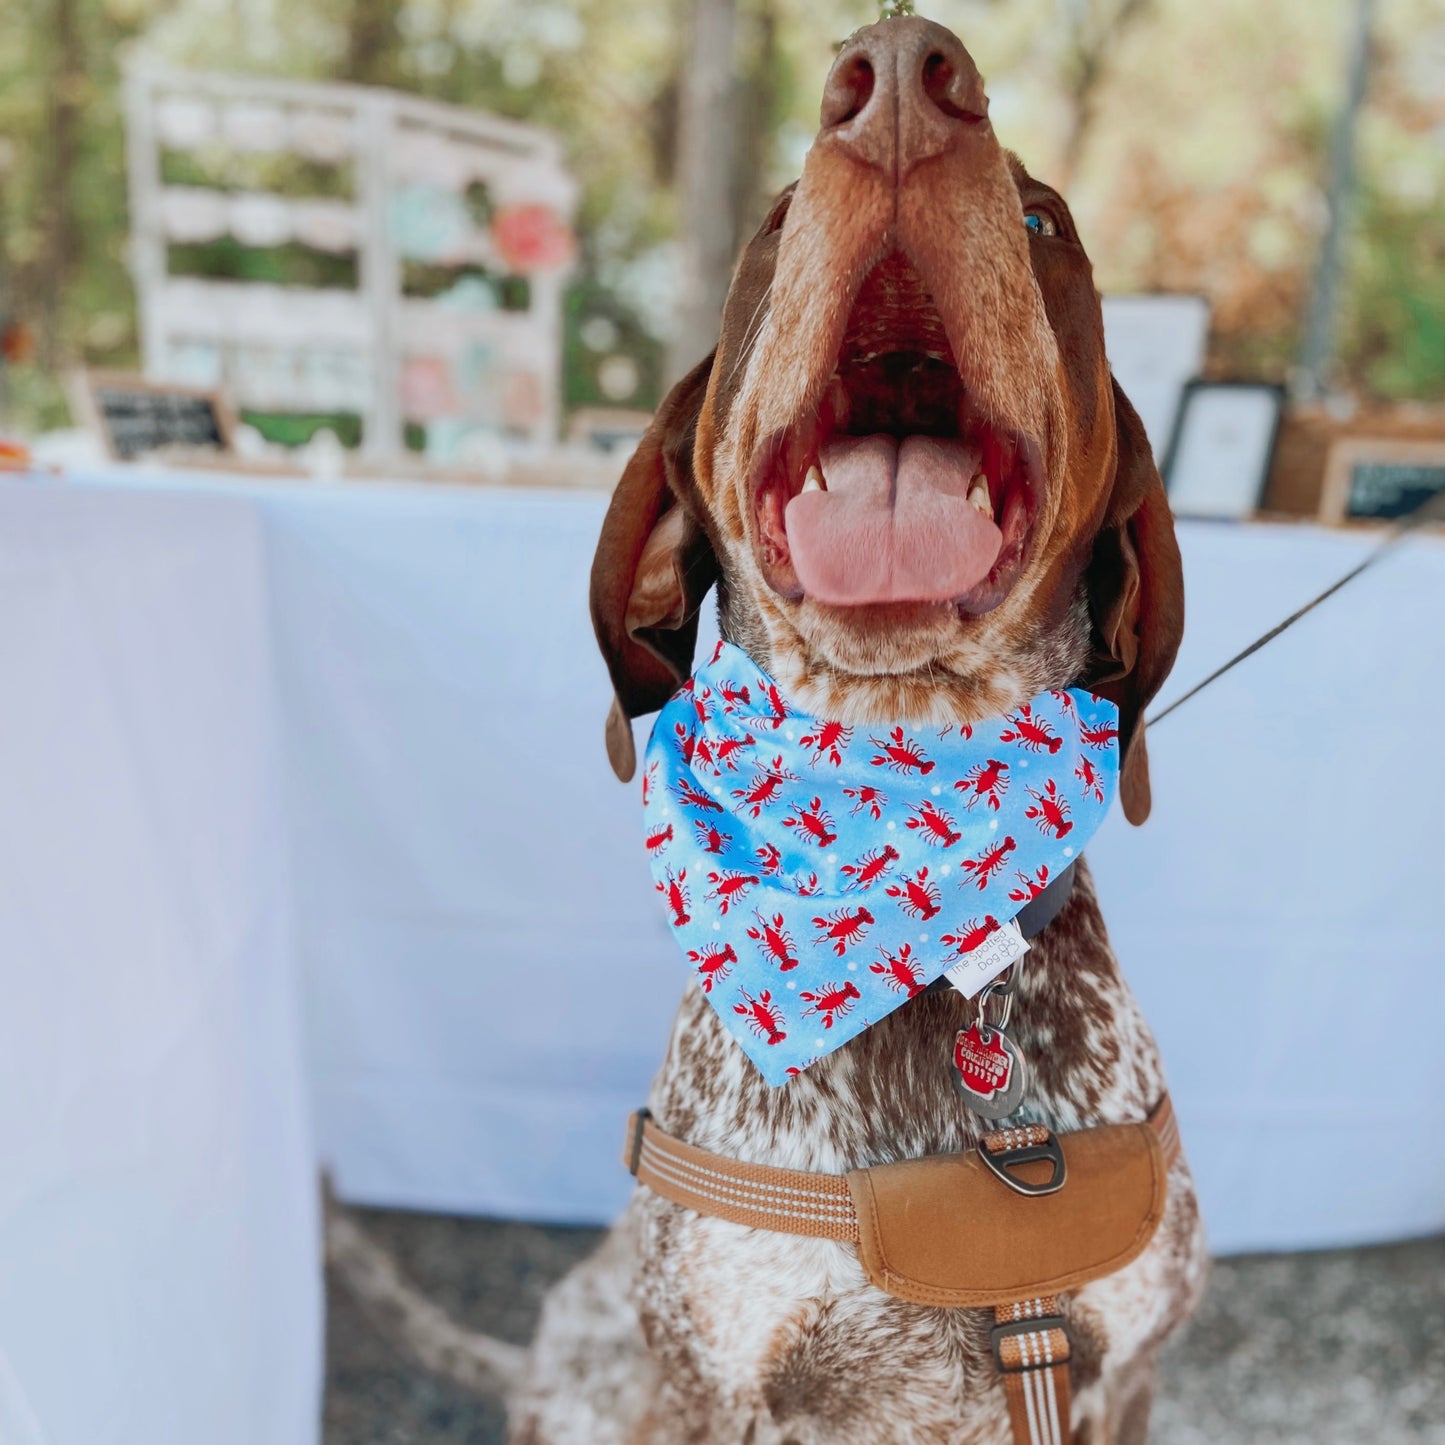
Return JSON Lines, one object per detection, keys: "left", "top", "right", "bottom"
{"left": 643, "top": 642, "right": 1120, "bottom": 1085}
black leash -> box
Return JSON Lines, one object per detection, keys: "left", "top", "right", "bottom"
{"left": 1147, "top": 492, "right": 1445, "bottom": 728}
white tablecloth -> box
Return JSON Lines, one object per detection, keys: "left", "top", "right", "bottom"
{"left": 4, "top": 469, "right": 1443, "bottom": 1443}
{"left": 0, "top": 482, "right": 319, "bottom": 1445}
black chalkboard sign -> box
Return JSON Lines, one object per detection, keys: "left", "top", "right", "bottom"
{"left": 79, "top": 372, "right": 233, "bottom": 462}
{"left": 1322, "top": 439, "right": 1445, "bottom": 525}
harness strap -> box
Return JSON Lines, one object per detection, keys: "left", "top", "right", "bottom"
{"left": 623, "top": 1091, "right": 1180, "bottom": 1241}
{"left": 994, "top": 1295, "right": 1072, "bottom": 1445}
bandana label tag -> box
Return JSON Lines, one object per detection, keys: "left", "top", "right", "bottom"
{"left": 943, "top": 920, "right": 1029, "bottom": 999}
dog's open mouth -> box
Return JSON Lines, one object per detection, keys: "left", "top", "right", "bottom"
{"left": 750, "top": 251, "right": 1040, "bottom": 615}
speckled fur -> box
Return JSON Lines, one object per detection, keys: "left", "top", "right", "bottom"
{"left": 513, "top": 18, "right": 1207, "bottom": 1442}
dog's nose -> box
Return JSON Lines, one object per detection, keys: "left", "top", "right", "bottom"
{"left": 820, "top": 17, "right": 988, "bottom": 176}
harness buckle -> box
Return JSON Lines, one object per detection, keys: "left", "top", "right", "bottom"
{"left": 978, "top": 1129, "right": 1067, "bottom": 1196}
{"left": 991, "top": 1313, "right": 1072, "bottom": 1373}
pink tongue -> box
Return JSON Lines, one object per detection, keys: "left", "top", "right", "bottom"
{"left": 785, "top": 435, "right": 1003, "bottom": 606}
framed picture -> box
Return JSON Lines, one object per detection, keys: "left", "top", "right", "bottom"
{"left": 1161, "top": 380, "right": 1284, "bottom": 520}
{"left": 1320, "top": 437, "right": 1445, "bottom": 525}
{"left": 70, "top": 370, "right": 235, "bottom": 462}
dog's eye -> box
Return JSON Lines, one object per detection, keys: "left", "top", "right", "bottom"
{"left": 1024, "top": 209, "right": 1059, "bottom": 238}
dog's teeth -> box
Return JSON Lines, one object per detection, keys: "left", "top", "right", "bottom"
{"left": 802, "top": 465, "right": 825, "bottom": 494}
{"left": 966, "top": 473, "right": 991, "bottom": 515}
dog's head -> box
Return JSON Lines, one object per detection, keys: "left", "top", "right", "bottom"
{"left": 591, "top": 15, "right": 1182, "bottom": 823}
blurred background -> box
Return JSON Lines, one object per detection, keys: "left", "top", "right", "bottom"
{"left": 1, "top": 2, "right": 1443, "bottom": 1444}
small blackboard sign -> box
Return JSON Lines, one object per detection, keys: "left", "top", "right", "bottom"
{"left": 1322, "top": 438, "right": 1445, "bottom": 525}
{"left": 76, "top": 371, "right": 233, "bottom": 462}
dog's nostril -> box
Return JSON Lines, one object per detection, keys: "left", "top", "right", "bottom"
{"left": 822, "top": 54, "right": 875, "bottom": 128}
{"left": 923, "top": 50, "right": 985, "bottom": 122}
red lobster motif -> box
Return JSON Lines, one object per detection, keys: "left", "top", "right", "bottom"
{"left": 790, "top": 872, "right": 821, "bottom": 897}
{"left": 886, "top": 866, "right": 941, "bottom": 921}
{"left": 869, "top": 726, "right": 935, "bottom": 775}
{"left": 959, "top": 835, "right": 1017, "bottom": 890}
{"left": 905, "top": 799, "right": 962, "bottom": 848}
{"left": 732, "top": 756, "right": 798, "bottom": 817}
{"left": 840, "top": 844, "right": 900, "bottom": 892}
{"left": 694, "top": 818, "right": 732, "bottom": 855}
{"left": 1079, "top": 719, "right": 1120, "bottom": 750}
{"left": 748, "top": 678, "right": 789, "bottom": 730}
{"left": 733, "top": 987, "right": 787, "bottom": 1045}
{"left": 755, "top": 842, "right": 784, "bottom": 875}
{"left": 798, "top": 719, "right": 852, "bottom": 767}
{"left": 713, "top": 733, "right": 755, "bottom": 772}
{"left": 1050, "top": 689, "right": 1078, "bottom": 716}
{"left": 672, "top": 778, "right": 723, "bottom": 813}
{"left": 1075, "top": 755, "right": 1106, "bottom": 804}
{"left": 645, "top": 822, "right": 674, "bottom": 856}
{"left": 674, "top": 722, "right": 716, "bottom": 774}
{"left": 783, "top": 796, "right": 837, "bottom": 849}
{"left": 717, "top": 679, "right": 752, "bottom": 712}
{"left": 799, "top": 980, "right": 861, "bottom": 1029}
{"left": 656, "top": 867, "right": 690, "bottom": 926}
{"left": 870, "top": 943, "right": 927, "bottom": 997}
{"left": 687, "top": 942, "right": 737, "bottom": 992}
{"left": 955, "top": 757, "right": 1010, "bottom": 812}
{"left": 641, "top": 760, "right": 658, "bottom": 807}
{"left": 1024, "top": 778, "right": 1073, "bottom": 839}
{"left": 1009, "top": 865, "right": 1051, "bottom": 903}
{"left": 999, "top": 705, "right": 1063, "bottom": 754}
{"left": 747, "top": 910, "right": 799, "bottom": 971}
{"left": 940, "top": 916, "right": 1000, "bottom": 960}
{"left": 843, "top": 784, "right": 888, "bottom": 820}
{"left": 705, "top": 869, "right": 760, "bottom": 915}
{"left": 811, "top": 906, "right": 874, "bottom": 956}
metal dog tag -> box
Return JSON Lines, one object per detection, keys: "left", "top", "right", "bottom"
{"left": 953, "top": 1021, "right": 1028, "bottom": 1118}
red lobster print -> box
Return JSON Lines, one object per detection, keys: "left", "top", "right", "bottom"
{"left": 755, "top": 842, "right": 784, "bottom": 875}
{"left": 790, "top": 872, "right": 821, "bottom": 897}
{"left": 1050, "top": 689, "right": 1078, "bottom": 716}
{"left": 937, "top": 722, "right": 974, "bottom": 740}
{"left": 798, "top": 719, "right": 852, "bottom": 767}
{"left": 840, "top": 844, "right": 900, "bottom": 892}
{"left": 672, "top": 778, "right": 723, "bottom": 813}
{"left": 1009, "top": 865, "right": 1051, "bottom": 903}
{"left": 656, "top": 867, "right": 690, "bottom": 926}
{"left": 673, "top": 722, "right": 717, "bottom": 774}
{"left": 747, "top": 910, "right": 799, "bottom": 971}
{"left": 693, "top": 818, "right": 732, "bottom": 855}
{"left": 955, "top": 757, "right": 1010, "bottom": 812}
{"left": 905, "top": 799, "right": 962, "bottom": 848}
{"left": 799, "top": 980, "right": 861, "bottom": 1029}
{"left": 690, "top": 686, "right": 713, "bottom": 725}
{"left": 871, "top": 943, "right": 927, "bottom": 997}
{"left": 1024, "top": 778, "right": 1074, "bottom": 839}
{"left": 811, "top": 906, "right": 874, "bottom": 956}
{"left": 732, "top": 756, "right": 798, "bottom": 817}
{"left": 687, "top": 942, "right": 737, "bottom": 992}
{"left": 718, "top": 679, "right": 751, "bottom": 712}
{"left": 959, "top": 835, "right": 1017, "bottom": 890}
{"left": 940, "top": 916, "right": 1000, "bottom": 960}
{"left": 713, "top": 733, "right": 755, "bottom": 772}
{"left": 886, "top": 866, "right": 941, "bottom": 921}
{"left": 641, "top": 760, "right": 658, "bottom": 808}
{"left": 1079, "top": 719, "right": 1120, "bottom": 750}
{"left": 999, "top": 705, "right": 1063, "bottom": 754}
{"left": 1075, "top": 755, "right": 1106, "bottom": 804}
{"left": 645, "top": 822, "right": 674, "bottom": 856}
{"left": 869, "top": 726, "right": 935, "bottom": 775}
{"left": 705, "top": 869, "right": 760, "bottom": 915}
{"left": 733, "top": 987, "right": 787, "bottom": 1045}
{"left": 843, "top": 784, "right": 888, "bottom": 820}
{"left": 783, "top": 796, "right": 838, "bottom": 849}
{"left": 748, "top": 678, "right": 789, "bottom": 729}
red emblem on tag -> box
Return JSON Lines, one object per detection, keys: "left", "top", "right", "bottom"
{"left": 954, "top": 1023, "right": 1013, "bottom": 1101}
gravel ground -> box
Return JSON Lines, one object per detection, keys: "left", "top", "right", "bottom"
{"left": 325, "top": 1214, "right": 1445, "bottom": 1444}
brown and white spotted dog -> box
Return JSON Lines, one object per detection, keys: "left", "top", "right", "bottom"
{"left": 513, "top": 16, "right": 1208, "bottom": 1444}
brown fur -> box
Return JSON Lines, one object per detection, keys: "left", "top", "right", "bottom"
{"left": 517, "top": 17, "right": 1207, "bottom": 1442}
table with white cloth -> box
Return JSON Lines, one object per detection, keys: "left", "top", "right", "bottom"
{"left": 3, "top": 467, "right": 1443, "bottom": 1443}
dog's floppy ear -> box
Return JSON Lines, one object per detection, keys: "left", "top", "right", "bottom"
{"left": 1084, "top": 377, "right": 1185, "bottom": 825}
{"left": 590, "top": 352, "right": 719, "bottom": 783}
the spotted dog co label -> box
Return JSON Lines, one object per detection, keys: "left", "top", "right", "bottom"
{"left": 954, "top": 1022, "right": 1028, "bottom": 1116}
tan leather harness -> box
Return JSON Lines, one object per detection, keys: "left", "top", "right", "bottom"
{"left": 625, "top": 1094, "right": 1181, "bottom": 1445}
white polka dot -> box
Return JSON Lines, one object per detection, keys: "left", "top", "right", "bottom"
{"left": 940, "top": 864, "right": 952, "bottom": 877}
{"left": 712, "top": 920, "right": 721, "bottom": 929}
{"left": 827, "top": 853, "right": 838, "bottom": 864}
{"left": 784, "top": 729, "right": 794, "bottom": 740}
{"left": 846, "top": 961, "right": 857, "bottom": 971}
{"left": 989, "top": 819, "right": 999, "bottom": 830}
{"left": 931, "top": 785, "right": 941, "bottom": 796}
{"left": 787, "top": 981, "right": 796, "bottom": 989}
{"left": 816, "top": 1038, "right": 826, "bottom": 1048}
{"left": 919, "top": 933, "right": 930, "bottom": 943}
{"left": 886, "top": 821, "right": 896, "bottom": 831}
{"left": 1063, "top": 847, "right": 1074, "bottom": 858}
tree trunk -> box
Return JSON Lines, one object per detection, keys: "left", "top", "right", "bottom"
{"left": 40, "top": 0, "right": 82, "bottom": 370}
{"left": 343, "top": 0, "right": 404, "bottom": 87}
{"left": 666, "top": 0, "right": 740, "bottom": 385}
